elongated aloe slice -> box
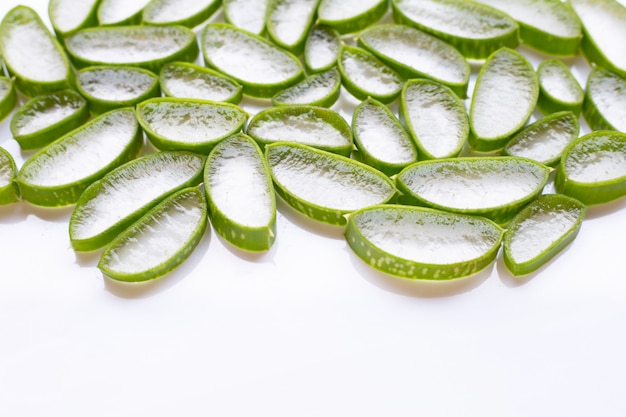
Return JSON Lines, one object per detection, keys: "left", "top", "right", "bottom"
{"left": 304, "top": 25, "right": 341, "bottom": 73}
{"left": 537, "top": 59, "right": 584, "bottom": 116}
{"left": 201, "top": 23, "right": 304, "bottom": 98}
{"left": 0, "top": 6, "right": 72, "bottom": 97}
{"left": 358, "top": 24, "right": 470, "bottom": 98}
{"left": 555, "top": 131, "right": 626, "bottom": 205}
{"left": 0, "top": 76, "right": 16, "bottom": 123}
{"left": 503, "top": 194, "right": 586, "bottom": 276}
{"left": 159, "top": 62, "right": 242, "bottom": 104}
{"left": 504, "top": 111, "right": 579, "bottom": 167}
{"left": 338, "top": 45, "right": 404, "bottom": 104}
{"left": 397, "top": 157, "right": 550, "bottom": 224}
{"left": 583, "top": 67, "right": 626, "bottom": 132}
{"left": 10, "top": 89, "right": 89, "bottom": 150}
{"left": 317, "top": 0, "right": 388, "bottom": 34}
{"left": 98, "top": 0, "right": 151, "bottom": 26}
{"left": 266, "top": 0, "right": 319, "bottom": 55}
{"left": 70, "top": 151, "right": 206, "bottom": 251}
{"left": 223, "top": 0, "right": 268, "bottom": 35}
{"left": 204, "top": 134, "right": 276, "bottom": 252}
{"left": 272, "top": 67, "right": 341, "bottom": 108}
{"left": 17, "top": 108, "right": 142, "bottom": 207}
{"left": 345, "top": 205, "right": 504, "bottom": 280}
{"left": 48, "top": 0, "right": 100, "bottom": 39}
{"left": 352, "top": 97, "right": 417, "bottom": 176}
{"left": 470, "top": 48, "right": 539, "bottom": 152}
{"left": 0, "top": 146, "right": 19, "bottom": 205}
{"left": 76, "top": 66, "right": 161, "bottom": 115}
{"left": 247, "top": 106, "right": 353, "bottom": 156}
{"left": 266, "top": 143, "right": 396, "bottom": 225}
{"left": 399, "top": 79, "right": 468, "bottom": 160}
{"left": 391, "top": 0, "right": 519, "bottom": 60}
{"left": 142, "top": 0, "right": 220, "bottom": 27}
{"left": 99, "top": 187, "right": 208, "bottom": 282}
{"left": 65, "top": 25, "right": 199, "bottom": 73}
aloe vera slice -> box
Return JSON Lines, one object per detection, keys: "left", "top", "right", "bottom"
{"left": 352, "top": 97, "right": 417, "bottom": 176}
{"left": 583, "top": 67, "right": 626, "bottom": 132}
{"left": 142, "top": 0, "right": 220, "bottom": 27}
{"left": 136, "top": 98, "right": 247, "bottom": 154}
{"left": 76, "top": 66, "right": 161, "bottom": 115}
{"left": 266, "top": 142, "right": 396, "bottom": 225}
{"left": 246, "top": 105, "right": 353, "bottom": 156}
{"left": 469, "top": 48, "right": 539, "bottom": 152}
{"left": 0, "top": 6, "right": 72, "bottom": 97}
{"left": 345, "top": 205, "right": 504, "bottom": 280}
{"left": 17, "top": 108, "right": 142, "bottom": 207}
{"left": 201, "top": 23, "right": 304, "bottom": 98}
{"left": 358, "top": 24, "right": 470, "bottom": 98}
{"left": 204, "top": 134, "right": 276, "bottom": 252}
{"left": 391, "top": 0, "right": 519, "bottom": 60}
{"left": 397, "top": 157, "right": 550, "bottom": 224}
{"left": 65, "top": 25, "right": 199, "bottom": 73}
{"left": 555, "top": 130, "right": 626, "bottom": 205}
{"left": 271, "top": 67, "right": 341, "bottom": 108}
{"left": 317, "top": 0, "right": 388, "bottom": 34}
{"left": 265, "top": 0, "right": 319, "bottom": 55}
{"left": 48, "top": 0, "right": 100, "bottom": 39}
{"left": 304, "top": 25, "right": 341, "bottom": 73}
{"left": 0, "top": 76, "right": 16, "bottom": 123}
{"left": 98, "top": 0, "right": 151, "bottom": 26}
{"left": 10, "top": 89, "right": 89, "bottom": 150}
{"left": 98, "top": 187, "right": 208, "bottom": 282}
{"left": 69, "top": 151, "right": 206, "bottom": 252}
{"left": 399, "top": 79, "right": 468, "bottom": 160}
{"left": 222, "top": 0, "right": 268, "bottom": 35}
{"left": 503, "top": 194, "right": 586, "bottom": 276}
{"left": 0, "top": 146, "right": 19, "bottom": 205}
{"left": 159, "top": 62, "right": 242, "bottom": 104}
{"left": 537, "top": 59, "right": 584, "bottom": 116}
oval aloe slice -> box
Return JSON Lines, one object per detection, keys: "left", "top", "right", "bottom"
{"left": 265, "top": 0, "right": 319, "bottom": 55}
{"left": 136, "top": 98, "right": 248, "bottom": 154}
{"left": 142, "top": 0, "right": 220, "bottom": 27}
{"left": 0, "top": 76, "right": 16, "bottom": 123}
{"left": 266, "top": 142, "right": 397, "bottom": 225}
{"left": 317, "top": 0, "right": 388, "bottom": 34}
{"left": 555, "top": 130, "right": 626, "bottom": 205}
{"left": 503, "top": 111, "right": 579, "bottom": 167}
{"left": 0, "top": 146, "right": 19, "bottom": 205}
{"left": 159, "top": 62, "right": 243, "bottom": 104}
{"left": 0, "top": 6, "right": 72, "bottom": 97}
{"left": 10, "top": 89, "right": 89, "bottom": 151}
{"left": 48, "top": 0, "right": 100, "bottom": 39}
{"left": 352, "top": 97, "right": 418, "bottom": 176}
{"left": 201, "top": 23, "right": 304, "bottom": 98}
{"left": 345, "top": 205, "right": 504, "bottom": 280}
{"left": 583, "top": 67, "right": 626, "bottom": 132}
{"left": 222, "top": 0, "right": 268, "bottom": 35}
{"left": 391, "top": 0, "right": 519, "bottom": 60}
{"left": 76, "top": 66, "right": 161, "bottom": 115}
{"left": 98, "top": 187, "right": 208, "bottom": 282}
{"left": 304, "top": 25, "right": 341, "bottom": 73}
{"left": 358, "top": 24, "right": 470, "bottom": 98}
{"left": 204, "top": 134, "right": 276, "bottom": 252}
{"left": 469, "top": 48, "right": 539, "bottom": 152}
{"left": 399, "top": 79, "right": 468, "bottom": 160}
{"left": 396, "top": 157, "right": 551, "bottom": 224}
{"left": 69, "top": 151, "right": 206, "bottom": 252}
{"left": 537, "top": 59, "right": 584, "bottom": 116}
{"left": 503, "top": 194, "right": 586, "bottom": 276}
{"left": 17, "top": 108, "right": 142, "bottom": 207}
{"left": 64, "top": 25, "right": 199, "bottom": 73}
{"left": 98, "top": 0, "right": 151, "bottom": 26}
{"left": 246, "top": 106, "right": 353, "bottom": 156}
{"left": 271, "top": 67, "right": 341, "bottom": 108}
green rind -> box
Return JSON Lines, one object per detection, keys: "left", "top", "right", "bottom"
{"left": 271, "top": 67, "right": 341, "bottom": 108}
{"left": 48, "top": 0, "right": 101, "bottom": 39}
{"left": 0, "top": 146, "right": 20, "bottom": 205}
{"left": 0, "top": 76, "right": 17, "bottom": 123}
{"left": 537, "top": 59, "right": 584, "bottom": 116}
{"left": 582, "top": 67, "right": 626, "bottom": 132}
{"left": 317, "top": 0, "right": 388, "bottom": 35}
{"left": 159, "top": 62, "right": 243, "bottom": 104}
{"left": 303, "top": 25, "right": 341, "bottom": 73}
{"left": 142, "top": 0, "right": 221, "bottom": 28}
{"left": 265, "top": 0, "right": 319, "bottom": 55}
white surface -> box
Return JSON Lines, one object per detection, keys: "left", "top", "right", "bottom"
{"left": 1, "top": 1, "right": 626, "bottom": 416}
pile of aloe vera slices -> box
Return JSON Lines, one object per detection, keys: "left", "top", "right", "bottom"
{"left": 0, "top": 0, "right": 625, "bottom": 283}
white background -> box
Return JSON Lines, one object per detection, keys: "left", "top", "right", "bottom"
{"left": 1, "top": 1, "right": 626, "bottom": 416}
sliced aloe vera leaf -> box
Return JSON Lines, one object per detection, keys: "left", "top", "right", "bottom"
{"left": 246, "top": 105, "right": 353, "bottom": 156}
{"left": 64, "top": 25, "right": 199, "bottom": 73}
{"left": 266, "top": 142, "right": 397, "bottom": 226}
{"left": 76, "top": 66, "right": 161, "bottom": 115}
{"left": 10, "top": 89, "right": 89, "bottom": 151}
{"left": 0, "top": 76, "right": 16, "bottom": 123}
{"left": 304, "top": 25, "right": 341, "bottom": 73}
{"left": 201, "top": 23, "right": 304, "bottom": 98}
{"left": 136, "top": 98, "right": 247, "bottom": 154}
{"left": 98, "top": 0, "right": 151, "bottom": 26}
{"left": 48, "top": 0, "right": 100, "bottom": 39}
{"left": 142, "top": 0, "right": 220, "bottom": 27}
{"left": 271, "top": 67, "right": 341, "bottom": 108}
{"left": 98, "top": 186, "right": 208, "bottom": 282}
{"left": 265, "top": 0, "right": 319, "bottom": 55}
{"left": 159, "top": 62, "right": 242, "bottom": 104}
{"left": 222, "top": 0, "right": 268, "bottom": 35}
{"left": 503, "top": 194, "right": 585, "bottom": 276}
{"left": 352, "top": 97, "right": 417, "bottom": 176}
{"left": 469, "top": 48, "right": 539, "bottom": 152}
{"left": 399, "top": 79, "right": 468, "bottom": 160}
{"left": 345, "top": 205, "right": 504, "bottom": 280}
{"left": 204, "top": 134, "right": 276, "bottom": 252}
{"left": 17, "top": 108, "right": 142, "bottom": 207}
{"left": 583, "top": 67, "right": 626, "bottom": 132}
{"left": 0, "top": 146, "right": 19, "bottom": 205}
{"left": 537, "top": 59, "right": 584, "bottom": 116}
{"left": 69, "top": 151, "right": 206, "bottom": 252}
{"left": 317, "top": 0, "right": 388, "bottom": 35}
{"left": 569, "top": 0, "right": 626, "bottom": 78}
{"left": 338, "top": 45, "right": 404, "bottom": 104}
{"left": 396, "top": 157, "right": 551, "bottom": 224}
{"left": 0, "top": 6, "right": 72, "bottom": 97}
{"left": 391, "top": 0, "right": 519, "bottom": 60}
{"left": 555, "top": 130, "right": 626, "bottom": 205}
{"left": 358, "top": 24, "right": 470, "bottom": 98}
